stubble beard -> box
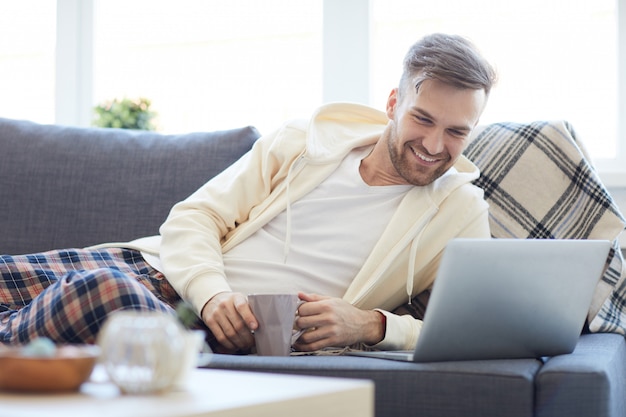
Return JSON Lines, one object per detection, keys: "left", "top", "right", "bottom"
{"left": 386, "top": 130, "right": 450, "bottom": 187}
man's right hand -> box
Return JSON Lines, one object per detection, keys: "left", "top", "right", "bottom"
{"left": 200, "top": 292, "right": 258, "bottom": 352}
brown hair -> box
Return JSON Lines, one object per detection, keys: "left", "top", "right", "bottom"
{"left": 399, "top": 33, "right": 497, "bottom": 98}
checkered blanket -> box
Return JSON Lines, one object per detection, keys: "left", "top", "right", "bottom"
{"left": 463, "top": 121, "right": 626, "bottom": 335}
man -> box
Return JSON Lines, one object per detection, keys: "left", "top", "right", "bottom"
{"left": 0, "top": 33, "right": 496, "bottom": 352}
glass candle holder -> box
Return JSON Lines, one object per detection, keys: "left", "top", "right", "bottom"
{"left": 98, "top": 310, "right": 186, "bottom": 394}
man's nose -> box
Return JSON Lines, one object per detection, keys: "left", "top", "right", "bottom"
{"left": 422, "top": 130, "right": 445, "bottom": 155}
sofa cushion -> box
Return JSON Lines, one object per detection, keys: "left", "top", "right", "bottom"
{"left": 204, "top": 354, "right": 541, "bottom": 417}
{"left": 463, "top": 121, "right": 626, "bottom": 335}
{"left": 0, "top": 118, "right": 260, "bottom": 254}
{"left": 535, "top": 333, "right": 626, "bottom": 417}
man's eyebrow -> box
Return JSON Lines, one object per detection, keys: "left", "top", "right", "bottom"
{"left": 410, "top": 107, "right": 472, "bottom": 132}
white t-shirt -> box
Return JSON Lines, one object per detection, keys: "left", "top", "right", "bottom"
{"left": 224, "top": 146, "right": 412, "bottom": 297}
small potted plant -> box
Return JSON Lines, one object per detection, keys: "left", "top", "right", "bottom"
{"left": 92, "top": 97, "right": 157, "bottom": 131}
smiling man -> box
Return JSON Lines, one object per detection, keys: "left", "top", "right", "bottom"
{"left": 0, "top": 33, "right": 497, "bottom": 353}
{"left": 153, "top": 33, "right": 497, "bottom": 353}
{"left": 362, "top": 79, "right": 487, "bottom": 187}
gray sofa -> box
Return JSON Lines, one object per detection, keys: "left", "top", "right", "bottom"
{"left": 1, "top": 116, "right": 625, "bottom": 417}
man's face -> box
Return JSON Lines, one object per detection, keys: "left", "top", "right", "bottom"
{"left": 383, "top": 78, "right": 487, "bottom": 186}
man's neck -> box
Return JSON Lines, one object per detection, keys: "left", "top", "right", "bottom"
{"left": 359, "top": 139, "right": 409, "bottom": 187}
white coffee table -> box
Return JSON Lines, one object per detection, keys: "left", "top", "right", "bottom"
{"left": 0, "top": 366, "right": 374, "bottom": 417}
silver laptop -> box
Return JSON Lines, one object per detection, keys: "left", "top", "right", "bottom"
{"left": 349, "top": 238, "right": 610, "bottom": 362}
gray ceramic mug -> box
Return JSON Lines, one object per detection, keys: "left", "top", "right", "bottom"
{"left": 248, "top": 293, "right": 305, "bottom": 356}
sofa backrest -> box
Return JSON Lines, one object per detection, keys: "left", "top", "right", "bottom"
{"left": 0, "top": 118, "right": 260, "bottom": 254}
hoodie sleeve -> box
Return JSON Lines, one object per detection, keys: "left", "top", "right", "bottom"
{"left": 158, "top": 124, "right": 306, "bottom": 314}
{"left": 372, "top": 309, "right": 422, "bottom": 350}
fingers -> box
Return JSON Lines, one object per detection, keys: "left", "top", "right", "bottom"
{"left": 293, "top": 295, "right": 383, "bottom": 351}
{"left": 293, "top": 295, "right": 338, "bottom": 351}
{"left": 297, "top": 292, "right": 327, "bottom": 303}
{"left": 201, "top": 292, "right": 257, "bottom": 352}
{"left": 293, "top": 325, "right": 340, "bottom": 352}
{"left": 233, "top": 293, "right": 258, "bottom": 331}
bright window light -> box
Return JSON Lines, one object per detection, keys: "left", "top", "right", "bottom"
{"left": 371, "top": 0, "right": 618, "bottom": 161}
{"left": 0, "top": 1, "right": 56, "bottom": 123}
{"left": 93, "top": 0, "right": 322, "bottom": 135}
{"left": 0, "top": 0, "right": 621, "bottom": 170}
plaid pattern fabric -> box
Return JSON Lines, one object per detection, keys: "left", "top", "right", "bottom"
{"left": 0, "top": 248, "right": 191, "bottom": 344}
{"left": 463, "top": 121, "right": 626, "bottom": 334}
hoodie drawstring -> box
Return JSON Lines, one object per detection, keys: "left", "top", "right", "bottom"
{"left": 283, "top": 157, "right": 302, "bottom": 263}
{"left": 283, "top": 186, "right": 292, "bottom": 263}
{"left": 406, "top": 233, "right": 421, "bottom": 304}
{"left": 405, "top": 209, "right": 437, "bottom": 304}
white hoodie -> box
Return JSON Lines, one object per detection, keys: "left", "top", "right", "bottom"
{"left": 107, "top": 103, "right": 490, "bottom": 350}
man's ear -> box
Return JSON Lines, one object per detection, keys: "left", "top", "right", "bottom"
{"left": 386, "top": 88, "right": 399, "bottom": 119}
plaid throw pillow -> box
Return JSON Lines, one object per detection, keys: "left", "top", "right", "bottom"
{"left": 463, "top": 121, "right": 626, "bottom": 335}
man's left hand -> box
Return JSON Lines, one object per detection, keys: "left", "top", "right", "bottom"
{"left": 293, "top": 292, "right": 385, "bottom": 351}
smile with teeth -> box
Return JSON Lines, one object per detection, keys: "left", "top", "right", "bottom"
{"left": 410, "top": 146, "right": 439, "bottom": 163}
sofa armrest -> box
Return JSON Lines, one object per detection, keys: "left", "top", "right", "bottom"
{"left": 535, "top": 333, "right": 626, "bottom": 417}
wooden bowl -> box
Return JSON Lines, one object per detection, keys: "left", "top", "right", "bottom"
{"left": 0, "top": 345, "right": 101, "bottom": 392}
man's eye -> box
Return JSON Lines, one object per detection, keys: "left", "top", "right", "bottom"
{"left": 448, "top": 129, "right": 466, "bottom": 138}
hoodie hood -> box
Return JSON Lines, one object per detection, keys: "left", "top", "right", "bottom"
{"left": 302, "top": 102, "right": 389, "bottom": 161}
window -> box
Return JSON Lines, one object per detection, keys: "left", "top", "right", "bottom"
{"left": 2, "top": 1, "right": 624, "bottom": 185}
{"left": 371, "top": 0, "right": 618, "bottom": 163}
{"left": 0, "top": 1, "right": 56, "bottom": 123}
{"left": 93, "top": 0, "right": 322, "bottom": 135}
